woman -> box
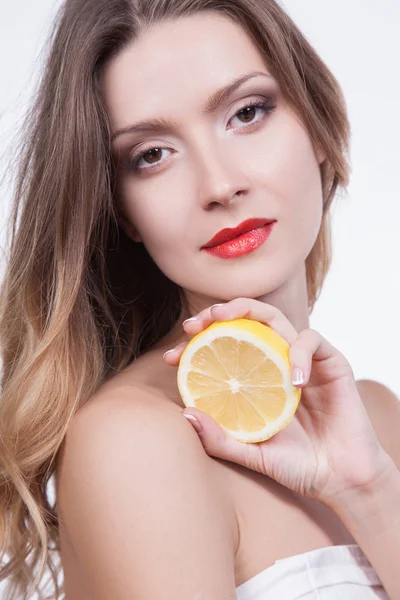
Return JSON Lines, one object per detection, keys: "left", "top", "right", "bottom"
{"left": 0, "top": 0, "right": 399, "bottom": 598}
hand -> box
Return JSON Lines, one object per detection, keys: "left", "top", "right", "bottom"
{"left": 163, "top": 297, "right": 391, "bottom": 506}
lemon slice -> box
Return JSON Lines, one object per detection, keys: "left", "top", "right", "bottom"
{"left": 177, "top": 318, "right": 301, "bottom": 443}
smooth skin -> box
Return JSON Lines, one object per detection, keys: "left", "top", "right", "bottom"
{"left": 57, "top": 10, "right": 400, "bottom": 599}
{"left": 163, "top": 297, "right": 400, "bottom": 598}
{"left": 164, "top": 297, "right": 392, "bottom": 501}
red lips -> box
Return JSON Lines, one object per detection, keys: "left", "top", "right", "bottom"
{"left": 202, "top": 218, "right": 276, "bottom": 249}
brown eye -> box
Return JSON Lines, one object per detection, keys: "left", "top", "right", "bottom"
{"left": 129, "top": 147, "right": 173, "bottom": 173}
{"left": 237, "top": 106, "right": 257, "bottom": 123}
{"left": 142, "top": 148, "right": 162, "bottom": 164}
{"left": 229, "top": 99, "right": 275, "bottom": 130}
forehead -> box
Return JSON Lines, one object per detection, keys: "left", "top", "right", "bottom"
{"left": 100, "top": 11, "right": 271, "bottom": 130}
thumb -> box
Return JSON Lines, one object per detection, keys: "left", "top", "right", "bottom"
{"left": 181, "top": 408, "right": 263, "bottom": 472}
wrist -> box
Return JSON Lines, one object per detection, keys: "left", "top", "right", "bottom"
{"left": 321, "top": 448, "right": 395, "bottom": 509}
{"left": 325, "top": 454, "right": 400, "bottom": 535}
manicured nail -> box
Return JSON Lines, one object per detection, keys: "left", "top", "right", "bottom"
{"left": 211, "top": 303, "right": 225, "bottom": 309}
{"left": 163, "top": 348, "right": 176, "bottom": 359}
{"left": 182, "top": 316, "right": 198, "bottom": 325}
{"left": 182, "top": 412, "right": 203, "bottom": 433}
{"left": 292, "top": 368, "right": 305, "bottom": 386}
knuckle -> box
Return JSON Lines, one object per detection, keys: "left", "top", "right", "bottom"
{"left": 244, "top": 442, "right": 264, "bottom": 474}
{"left": 303, "top": 327, "right": 319, "bottom": 338}
{"left": 300, "top": 328, "right": 320, "bottom": 345}
{"left": 297, "top": 329, "right": 314, "bottom": 343}
{"left": 235, "top": 297, "right": 251, "bottom": 308}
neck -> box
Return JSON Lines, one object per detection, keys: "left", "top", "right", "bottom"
{"left": 256, "top": 264, "right": 310, "bottom": 333}
{"left": 160, "top": 264, "right": 311, "bottom": 352}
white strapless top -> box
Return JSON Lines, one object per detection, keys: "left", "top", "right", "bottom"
{"left": 235, "top": 544, "right": 388, "bottom": 599}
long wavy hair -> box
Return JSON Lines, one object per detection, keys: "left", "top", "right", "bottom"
{"left": 0, "top": 0, "right": 350, "bottom": 597}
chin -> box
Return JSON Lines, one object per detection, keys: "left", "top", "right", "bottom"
{"left": 199, "top": 265, "right": 294, "bottom": 301}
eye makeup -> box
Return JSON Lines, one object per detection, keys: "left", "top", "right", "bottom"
{"left": 125, "top": 93, "right": 277, "bottom": 175}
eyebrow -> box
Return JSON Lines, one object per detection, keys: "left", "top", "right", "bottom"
{"left": 111, "top": 70, "right": 274, "bottom": 143}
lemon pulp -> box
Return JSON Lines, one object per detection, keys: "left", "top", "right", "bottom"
{"left": 177, "top": 318, "right": 301, "bottom": 443}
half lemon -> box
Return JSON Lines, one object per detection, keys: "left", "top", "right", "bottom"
{"left": 177, "top": 318, "right": 301, "bottom": 443}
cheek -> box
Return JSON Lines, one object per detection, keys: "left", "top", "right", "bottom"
{"left": 255, "top": 121, "right": 324, "bottom": 257}
{"left": 118, "top": 181, "right": 193, "bottom": 253}
{"left": 270, "top": 123, "right": 323, "bottom": 227}
{"left": 282, "top": 167, "right": 323, "bottom": 260}
{"left": 238, "top": 114, "right": 323, "bottom": 220}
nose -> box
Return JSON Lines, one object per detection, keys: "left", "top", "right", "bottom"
{"left": 194, "top": 138, "right": 251, "bottom": 210}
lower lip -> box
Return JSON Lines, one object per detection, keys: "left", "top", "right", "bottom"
{"left": 202, "top": 222, "right": 276, "bottom": 259}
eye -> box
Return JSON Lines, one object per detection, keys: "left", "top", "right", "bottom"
{"left": 229, "top": 99, "right": 275, "bottom": 130}
{"left": 129, "top": 98, "right": 276, "bottom": 174}
{"left": 128, "top": 146, "right": 173, "bottom": 174}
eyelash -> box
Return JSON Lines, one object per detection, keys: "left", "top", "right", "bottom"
{"left": 128, "top": 98, "right": 276, "bottom": 174}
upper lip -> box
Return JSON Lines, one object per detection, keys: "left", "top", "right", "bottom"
{"left": 202, "top": 218, "right": 276, "bottom": 249}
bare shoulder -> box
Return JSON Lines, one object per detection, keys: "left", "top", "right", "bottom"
{"left": 56, "top": 384, "right": 237, "bottom": 598}
{"left": 356, "top": 379, "right": 400, "bottom": 469}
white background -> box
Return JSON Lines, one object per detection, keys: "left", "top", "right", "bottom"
{"left": 0, "top": 1, "right": 399, "bottom": 597}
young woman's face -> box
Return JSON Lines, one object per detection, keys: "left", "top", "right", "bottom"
{"left": 103, "top": 11, "right": 325, "bottom": 305}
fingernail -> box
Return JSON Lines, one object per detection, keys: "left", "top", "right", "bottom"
{"left": 182, "top": 316, "right": 198, "bottom": 325}
{"left": 292, "top": 368, "right": 305, "bottom": 386}
{"left": 163, "top": 348, "right": 176, "bottom": 359}
{"left": 182, "top": 412, "right": 203, "bottom": 433}
{"left": 211, "top": 303, "right": 225, "bottom": 309}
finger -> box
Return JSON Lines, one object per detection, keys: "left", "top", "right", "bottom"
{"left": 162, "top": 342, "right": 188, "bottom": 366}
{"left": 184, "top": 297, "right": 298, "bottom": 346}
{"left": 289, "top": 328, "right": 353, "bottom": 386}
{"left": 181, "top": 407, "right": 264, "bottom": 470}
{"left": 181, "top": 302, "right": 225, "bottom": 333}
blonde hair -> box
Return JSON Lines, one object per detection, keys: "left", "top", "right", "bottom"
{"left": 0, "top": 0, "right": 350, "bottom": 597}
